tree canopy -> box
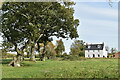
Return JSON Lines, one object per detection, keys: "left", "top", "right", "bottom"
{"left": 1, "top": 2, "right": 79, "bottom": 66}
{"left": 55, "top": 39, "right": 65, "bottom": 56}
{"left": 70, "top": 40, "right": 85, "bottom": 56}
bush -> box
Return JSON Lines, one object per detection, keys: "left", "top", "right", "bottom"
{"left": 56, "top": 54, "right": 62, "bottom": 57}
{"left": 62, "top": 55, "right": 86, "bottom": 61}
{"left": 61, "top": 52, "right": 68, "bottom": 57}
{"left": 2, "top": 53, "right": 16, "bottom": 58}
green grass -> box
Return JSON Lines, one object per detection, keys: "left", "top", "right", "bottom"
{"left": 2, "top": 58, "right": 118, "bottom": 78}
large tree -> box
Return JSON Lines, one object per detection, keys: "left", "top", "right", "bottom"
{"left": 55, "top": 39, "right": 65, "bottom": 56}
{"left": 70, "top": 40, "right": 85, "bottom": 57}
{"left": 110, "top": 48, "right": 117, "bottom": 54}
{"left": 1, "top": 2, "right": 31, "bottom": 66}
{"left": 40, "top": 42, "right": 56, "bottom": 60}
{"left": 1, "top": 2, "right": 79, "bottom": 66}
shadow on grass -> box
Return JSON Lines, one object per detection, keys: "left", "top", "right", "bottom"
{"left": 2, "top": 59, "right": 12, "bottom": 64}
{"left": 2, "top": 58, "right": 36, "bottom": 67}
{"left": 21, "top": 62, "right": 33, "bottom": 67}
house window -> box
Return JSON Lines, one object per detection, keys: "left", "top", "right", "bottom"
{"left": 88, "top": 55, "right": 90, "bottom": 57}
{"left": 98, "top": 50, "right": 100, "bottom": 52}
{"left": 113, "top": 55, "right": 115, "bottom": 57}
{"left": 88, "top": 45, "right": 91, "bottom": 48}
{"left": 88, "top": 50, "right": 89, "bottom": 52}
{"left": 97, "top": 45, "right": 101, "bottom": 48}
{"left": 93, "top": 54, "right": 95, "bottom": 58}
{"left": 93, "top": 50, "right": 95, "bottom": 52}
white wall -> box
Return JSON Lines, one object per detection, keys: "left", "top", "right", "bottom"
{"left": 85, "top": 50, "right": 104, "bottom": 58}
{"left": 103, "top": 46, "right": 108, "bottom": 57}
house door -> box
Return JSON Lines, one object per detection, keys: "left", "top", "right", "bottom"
{"left": 93, "top": 54, "right": 95, "bottom": 58}
{"left": 98, "top": 54, "right": 100, "bottom": 57}
{"left": 88, "top": 55, "right": 90, "bottom": 58}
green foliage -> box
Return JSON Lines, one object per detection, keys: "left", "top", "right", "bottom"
{"left": 38, "top": 42, "right": 56, "bottom": 58}
{"left": 2, "top": 2, "right": 79, "bottom": 42}
{"left": 55, "top": 39, "right": 65, "bottom": 56}
{"left": 62, "top": 55, "right": 79, "bottom": 61}
{"left": 2, "top": 52, "right": 16, "bottom": 58}
{"left": 1, "top": 2, "right": 79, "bottom": 60}
{"left": 2, "top": 58, "right": 118, "bottom": 78}
{"left": 45, "top": 42, "right": 56, "bottom": 59}
{"left": 70, "top": 40, "right": 85, "bottom": 56}
{"left": 110, "top": 48, "right": 117, "bottom": 54}
{"left": 2, "top": 42, "right": 13, "bottom": 52}
{"left": 62, "top": 55, "right": 86, "bottom": 61}
{"left": 62, "top": 52, "right": 68, "bottom": 57}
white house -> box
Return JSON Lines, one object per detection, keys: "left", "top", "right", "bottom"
{"left": 85, "top": 42, "right": 108, "bottom": 58}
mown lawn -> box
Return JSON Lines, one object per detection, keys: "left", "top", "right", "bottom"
{"left": 2, "top": 58, "right": 118, "bottom": 78}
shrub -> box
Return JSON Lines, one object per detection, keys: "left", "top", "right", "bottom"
{"left": 2, "top": 53, "right": 16, "bottom": 58}
{"left": 61, "top": 52, "right": 68, "bottom": 57}
{"left": 62, "top": 55, "right": 86, "bottom": 61}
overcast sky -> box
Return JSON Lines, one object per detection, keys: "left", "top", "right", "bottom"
{"left": 52, "top": 2, "right": 118, "bottom": 54}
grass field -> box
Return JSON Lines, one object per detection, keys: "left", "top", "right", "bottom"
{"left": 2, "top": 58, "right": 119, "bottom": 78}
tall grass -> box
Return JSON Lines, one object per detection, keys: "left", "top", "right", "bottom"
{"left": 2, "top": 58, "right": 118, "bottom": 78}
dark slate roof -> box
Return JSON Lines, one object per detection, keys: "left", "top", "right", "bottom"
{"left": 85, "top": 43, "right": 104, "bottom": 50}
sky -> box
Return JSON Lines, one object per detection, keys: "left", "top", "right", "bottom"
{"left": 0, "top": 2, "right": 118, "bottom": 54}
{"left": 52, "top": 2, "right": 118, "bottom": 54}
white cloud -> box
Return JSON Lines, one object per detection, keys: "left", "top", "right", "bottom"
{"left": 74, "top": 3, "right": 118, "bottom": 20}
{"left": 80, "top": 18, "right": 118, "bottom": 29}
{"left": 78, "top": 18, "right": 118, "bottom": 42}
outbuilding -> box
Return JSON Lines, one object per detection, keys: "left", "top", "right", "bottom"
{"left": 114, "top": 52, "right": 120, "bottom": 58}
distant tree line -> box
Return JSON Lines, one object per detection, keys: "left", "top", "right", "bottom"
{"left": 2, "top": 39, "right": 86, "bottom": 61}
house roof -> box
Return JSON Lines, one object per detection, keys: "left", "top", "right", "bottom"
{"left": 85, "top": 43, "right": 104, "bottom": 50}
{"left": 114, "top": 52, "right": 120, "bottom": 55}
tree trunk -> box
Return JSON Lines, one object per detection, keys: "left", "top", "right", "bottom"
{"left": 15, "top": 54, "right": 21, "bottom": 67}
{"left": 36, "top": 42, "right": 42, "bottom": 61}
{"left": 27, "top": 52, "right": 30, "bottom": 58}
{"left": 30, "top": 45, "right": 36, "bottom": 62}
{"left": 40, "top": 43, "right": 46, "bottom": 61}
{"left": 9, "top": 56, "right": 21, "bottom": 67}
{"left": 40, "top": 54, "right": 46, "bottom": 61}
{"left": 9, "top": 44, "right": 21, "bottom": 67}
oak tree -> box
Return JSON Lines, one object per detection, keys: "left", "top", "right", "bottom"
{"left": 1, "top": 1, "right": 79, "bottom": 65}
